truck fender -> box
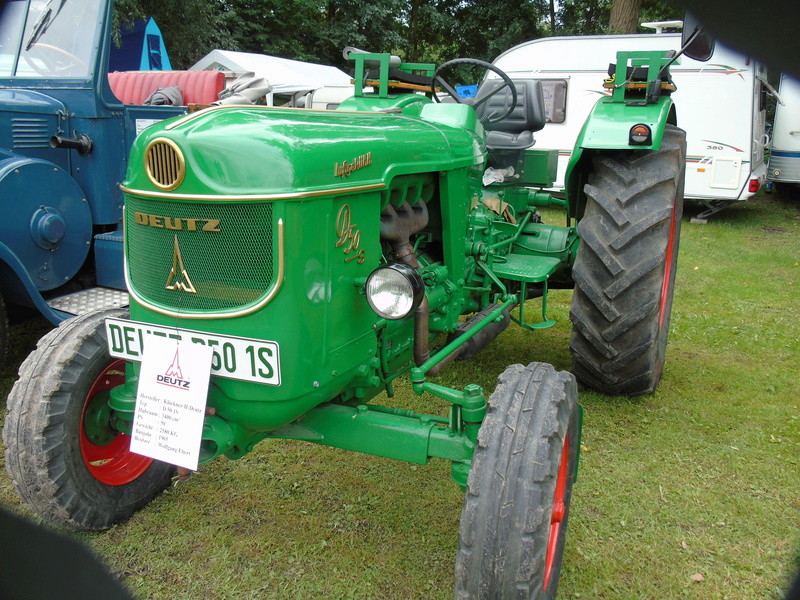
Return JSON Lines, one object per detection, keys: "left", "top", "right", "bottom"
{"left": 0, "top": 242, "right": 71, "bottom": 324}
{"left": 564, "top": 96, "right": 677, "bottom": 221}
{"left": 0, "top": 155, "right": 92, "bottom": 292}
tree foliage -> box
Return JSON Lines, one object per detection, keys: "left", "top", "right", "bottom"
{"left": 451, "top": 0, "right": 550, "bottom": 62}
{"left": 114, "top": 0, "right": 232, "bottom": 68}
{"left": 113, "top": 0, "right": 681, "bottom": 70}
{"left": 557, "top": 0, "right": 681, "bottom": 36}
{"left": 557, "top": 0, "right": 611, "bottom": 35}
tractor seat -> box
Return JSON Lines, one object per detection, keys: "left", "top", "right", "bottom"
{"left": 473, "top": 79, "right": 546, "bottom": 151}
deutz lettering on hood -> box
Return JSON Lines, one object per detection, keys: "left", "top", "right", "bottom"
{"left": 134, "top": 212, "right": 221, "bottom": 232}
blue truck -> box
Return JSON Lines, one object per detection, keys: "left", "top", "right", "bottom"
{"left": 0, "top": 0, "right": 223, "bottom": 367}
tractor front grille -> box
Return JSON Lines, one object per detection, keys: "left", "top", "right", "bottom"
{"left": 144, "top": 138, "right": 185, "bottom": 190}
{"left": 125, "top": 196, "right": 275, "bottom": 314}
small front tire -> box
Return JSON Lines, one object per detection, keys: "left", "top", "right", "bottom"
{"left": 455, "top": 362, "right": 579, "bottom": 599}
{"left": 3, "top": 308, "right": 173, "bottom": 530}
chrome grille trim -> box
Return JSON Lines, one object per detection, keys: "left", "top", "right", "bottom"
{"left": 144, "top": 138, "right": 185, "bottom": 191}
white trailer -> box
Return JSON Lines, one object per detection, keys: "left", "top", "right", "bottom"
{"left": 767, "top": 73, "right": 800, "bottom": 190}
{"left": 493, "top": 31, "right": 769, "bottom": 216}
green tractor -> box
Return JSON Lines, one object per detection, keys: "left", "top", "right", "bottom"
{"left": 4, "top": 28, "right": 712, "bottom": 598}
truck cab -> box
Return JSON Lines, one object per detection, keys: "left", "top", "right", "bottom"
{"left": 0, "top": 0, "right": 223, "bottom": 362}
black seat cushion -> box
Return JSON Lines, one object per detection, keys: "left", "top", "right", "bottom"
{"left": 485, "top": 130, "right": 535, "bottom": 151}
{"left": 474, "top": 79, "right": 546, "bottom": 134}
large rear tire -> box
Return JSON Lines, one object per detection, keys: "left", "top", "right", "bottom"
{"left": 3, "top": 308, "right": 173, "bottom": 530}
{"left": 455, "top": 362, "right": 579, "bottom": 599}
{"left": 570, "top": 125, "right": 686, "bottom": 396}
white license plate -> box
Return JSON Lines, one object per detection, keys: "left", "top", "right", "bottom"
{"left": 105, "top": 318, "right": 281, "bottom": 385}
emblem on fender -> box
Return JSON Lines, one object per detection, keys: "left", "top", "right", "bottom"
{"left": 335, "top": 204, "right": 366, "bottom": 264}
{"left": 165, "top": 235, "right": 197, "bottom": 293}
{"left": 334, "top": 152, "right": 372, "bottom": 178}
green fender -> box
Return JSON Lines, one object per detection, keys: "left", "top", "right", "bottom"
{"left": 564, "top": 95, "right": 677, "bottom": 221}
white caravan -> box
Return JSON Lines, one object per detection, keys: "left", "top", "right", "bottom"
{"left": 767, "top": 73, "right": 800, "bottom": 188}
{"left": 493, "top": 31, "right": 769, "bottom": 215}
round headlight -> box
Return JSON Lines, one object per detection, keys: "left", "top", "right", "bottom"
{"left": 365, "top": 263, "right": 424, "bottom": 320}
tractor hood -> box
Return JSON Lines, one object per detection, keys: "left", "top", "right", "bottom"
{"left": 122, "top": 104, "right": 486, "bottom": 198}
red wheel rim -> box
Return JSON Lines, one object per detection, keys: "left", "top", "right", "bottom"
{"left": 79, "top": 359, "right": 153, "bottom": 486}
{"left": 544, "top": 432, "right": 570, "bottom": 591}
{"left": 659, "top": 196, "right": 679, "bottom": 329}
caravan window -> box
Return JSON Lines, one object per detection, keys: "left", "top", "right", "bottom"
{"left": 539, "top": 79, "right": 568, "bottom": 124}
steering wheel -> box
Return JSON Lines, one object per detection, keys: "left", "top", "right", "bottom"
{"left": 432, "top": 58, "right": 517, "bottom": 125}
{"left": 25, "top": 43, "right": 88, "bottom": 76}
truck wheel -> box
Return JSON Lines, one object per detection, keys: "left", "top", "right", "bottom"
{"left": 3, "top": 308, "right": 173, "bottom": 530}
{"left": 455, "top": 362, "right": 579, "bottom": 600}
{"left": 570, "top": 125, "right": 686, "bottom": 396}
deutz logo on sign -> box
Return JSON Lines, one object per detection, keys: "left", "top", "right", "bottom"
{"left": 165, "top": 235, "right": 197, "bottom": 293}
{"left": 156, "top": 348, "right": 191, "bottom": 390}
{"left": 334, "top": 152, "right": 372, "bottom": 177}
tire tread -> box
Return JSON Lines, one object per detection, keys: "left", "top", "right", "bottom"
{"left": 2, "top": 309, "right": 173, "bottom": 530}
{"left": 569, "top": 125, "right": 686, "bottom": 396}
{"left": 455, "top": 362, "right": 579, "bottom": 599}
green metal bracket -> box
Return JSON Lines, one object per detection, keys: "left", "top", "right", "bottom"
{"left": 528, "top": 191, "right": 567, "bottom": 210}
{"left": 411, "top": 297, "right": 517, "bottom": 383}
{"left": 409, "top": 297, "right": 516, "bottom": 442}
{"left": 513, "top": 280, "right": 556, "bottom": 330}
{"left": 609, "top": 50, "right": 675, "bottom": 104}
{"left": 265, "top": 402, "right": 475, "bottom": 488}
{"left": 348, "top": 52, "right": 435, "bottom": 99}
{"left": 488, "top": 211, "right": 532, "bottom": 253}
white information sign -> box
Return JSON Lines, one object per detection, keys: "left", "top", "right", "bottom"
{"left": 129, "top": 337, "right": 213, "bottom": 471}
{"left": 135, "top": 118, "right": 164, "bottom": 136}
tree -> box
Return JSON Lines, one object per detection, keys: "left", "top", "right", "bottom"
{"left": 557, "top": 0, "right": 678, "bottom": 36}
{"left": 402, "top": 0, "right": 459, "bottom": 64}
{"left": 640, "top": 0, "right": 682, "bottom": 26}
{"left": 557, "top": 0, "right": 611, "bottom": 35}
{"left": 317, "top": 0, "right": 407, "bottom": 67}
{"left": 114, "top": 0, "right": 232, "bottom": 68}
{"left": 608, "top": 0, "right": 643, "bottom": 33}
{"left": 113, "top": 0, "right": 682, "bottom": 73}
{"left": 452, "top": 0, "right": 549, "bottom": 63}
{"left": 222, "top": 0, "right": 326, "bottom": 63}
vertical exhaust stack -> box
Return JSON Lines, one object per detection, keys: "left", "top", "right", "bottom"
{"left": 379, "top": 199, "right": 431, "bottom": 366}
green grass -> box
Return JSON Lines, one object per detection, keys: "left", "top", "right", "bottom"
{"left": 1, "top": 192, "right": 798, "bottom": 599}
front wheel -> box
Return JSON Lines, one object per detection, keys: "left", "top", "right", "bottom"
{"left": 3, "top": 308, "right": 173, "bottom": 530}
{"left": 570, "top": 125, "right": 686, "bottom": 396}
{"left": 455, "top": 362, "right": 580, "bottom": 599}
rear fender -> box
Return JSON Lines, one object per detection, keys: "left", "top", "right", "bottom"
{"left": 565, "top": 96, "right": 677, "bottom": 222}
